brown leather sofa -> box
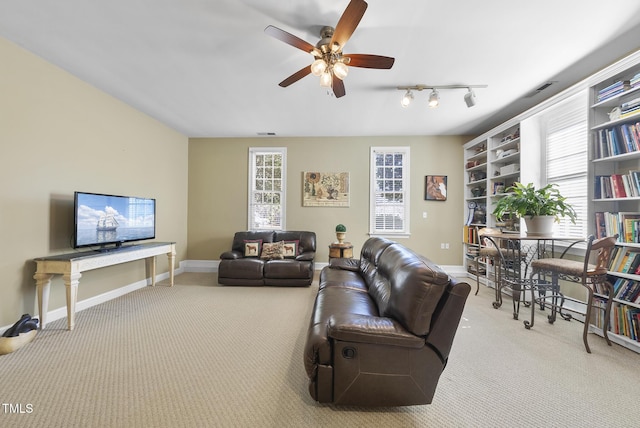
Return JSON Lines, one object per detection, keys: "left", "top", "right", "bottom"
{"left": 304, "top": 237, "right": 471, "bottom": 406}
{"left": 218, "top": 231, "right": 316, "bottom": 286}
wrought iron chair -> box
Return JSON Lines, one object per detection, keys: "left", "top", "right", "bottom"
{"left": 525, "top": 234, "right": 618, "bottom": 353}
{"left": 474, "top": 227, "right": 502, "bottom": 296}
{"left": 481, "top": 234, "right": 531, "bottom": 319}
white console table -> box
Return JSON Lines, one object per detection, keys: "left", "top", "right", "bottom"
{"left": 34, "top": 242, "right": 176, "bottom": 331}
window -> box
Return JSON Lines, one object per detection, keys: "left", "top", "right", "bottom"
{"left": 248, "top": 147, "right": 286, "bottom": 230}
{"left": 370, "top": 147, "right": 410, "bottom": 236}
{"left": 542, "top": 91, "right": 588, "bottom": 238}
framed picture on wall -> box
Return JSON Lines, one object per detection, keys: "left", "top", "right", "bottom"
{"left": 425, "top": 175, "right": 447, "bottom": 201}
{"left": 303, "top": 172, "right": 350, "bottom": 207}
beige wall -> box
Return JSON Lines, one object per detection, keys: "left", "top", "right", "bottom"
{"left": 0, "top": 38, "right": 189, "bottom": 327}
{"left": 188, "top": 136, "right": 467, "bottom": 263}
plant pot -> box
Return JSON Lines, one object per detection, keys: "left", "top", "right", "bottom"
{"left": 524, "top": 215, "right": 555, "bottom": 236}
{"left": 336, "top": 232, "right": 346, "bottom": 244}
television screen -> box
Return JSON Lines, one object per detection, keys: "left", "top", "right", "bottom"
{"left": 74, "top": 191, "right": 156, "bottom": 249}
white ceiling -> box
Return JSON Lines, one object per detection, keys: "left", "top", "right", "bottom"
{"left": 2, "top": 0, "right": 640, "bottom": 138}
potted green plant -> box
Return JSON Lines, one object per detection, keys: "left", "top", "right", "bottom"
{"left": 335, "top": 224, "right": 347, "bottom": 244}
{"left": 492, "top": 182, "right": 577, "bottom": 235}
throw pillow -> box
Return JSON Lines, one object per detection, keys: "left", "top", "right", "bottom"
{"left": 282, "top": 240, "right": 299, "bottom": 258}
{"left": 261, "top": 241, "right": 284, "bottom": 260}
{"left": 243, "top": 239, "right": 262, "bottom": 257}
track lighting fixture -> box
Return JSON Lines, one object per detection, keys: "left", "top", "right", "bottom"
{"left": 397, "top": 84, "right": 487, "bottom": 109}
{"left": 428, "top": 89, "right": 440, "bottom": 108}
{"left": 401, "top": 90, "right": 414, "bottom": 108}
{"left": 464, "top": 88, "right": 476, "bottom": 107}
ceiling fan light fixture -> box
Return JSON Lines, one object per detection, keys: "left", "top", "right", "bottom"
{"left": 401, "top": 90, "right": 413, "bottom": 108}
{"left": 320, "top": 71, "right": 333, "bottom": 87}
{"left": 311, "top": 59, "right": 327, "bottom": 76}
{"left": 464, "top": 88, "right": 476, "bottom": 107}
{"left": 428, "top": 89, "right": 440, "bottom": 108}
{"left": 333, "top": 61, "right": 349, "bottom": 80}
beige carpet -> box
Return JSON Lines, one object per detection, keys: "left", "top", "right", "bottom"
{"left": 1, "top": 272, "right": 639, "bottom": 428}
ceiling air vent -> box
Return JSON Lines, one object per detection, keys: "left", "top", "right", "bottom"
{"left": 524, "top": 81, "right": 557, "bottom": 98}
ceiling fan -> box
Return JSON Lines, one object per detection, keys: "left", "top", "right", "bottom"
{"left": 264, "top": 0, "right": 395, "bottom": 98}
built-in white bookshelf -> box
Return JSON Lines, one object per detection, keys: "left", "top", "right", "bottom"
{"left": 589, "top": 57, "right": 640, "bottom": 353}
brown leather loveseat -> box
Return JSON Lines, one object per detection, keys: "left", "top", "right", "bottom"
{"left": 218, "top": 231, "right": 316, "bottom": 286}
{"left": 304, "top": 237, "right": 471, "bottom": 406}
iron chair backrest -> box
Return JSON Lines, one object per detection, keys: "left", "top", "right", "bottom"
{"left": 584, "top": 234, "right": 618, "bottom": 278}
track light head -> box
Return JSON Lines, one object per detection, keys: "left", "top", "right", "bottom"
{"left": 464, "top": 88, "right": 476, "bottom": 107}
{"left": 428, "top": 89, "right": 439, "bottom": 108}
{"left": 401, "top": 90, "right": 413, "bottom": 108}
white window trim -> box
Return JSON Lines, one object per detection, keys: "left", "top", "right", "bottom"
{"left": 248, "top": 147, "right": 287, "bottom": 230}
{"left": 369, "top": 146, "right": 411, "bottom": 237}
{"left": 541, "top": 91, "right": 588, "bottom": 241}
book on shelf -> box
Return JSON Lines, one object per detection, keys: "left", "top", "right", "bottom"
{"left": 620, "top": 105, "right": 640, "bottom": 119}
{"left": 593, "top": 122, "right": 640, "bottom": 159}
{"left": 597, "top": 80, "right": 624, "bottom": 102}
{"left": 596, "top": 73, "right": 640, "bottom": 102}
{"left": 622, "top": 97, "right": 640, "bottom": 112}
{"left": 628, "top": 253, "right": 640, "bottom": 275}
{"left": 611, "top": 277, "right": 640, "bottom": 303}
{"left": 595, "top": 211, "right": 606, "bottom": 239}
{"left": 593, "top": 174, "right": 640, "bottom": 199}
{"left": 596, "top": 212, "right": 640, "bottom": 243}
{"left": 463, "top": 225, "right": 479, "bottom": 245}
{"left": 610, "top": 303, "right": 640, "bottom": 342}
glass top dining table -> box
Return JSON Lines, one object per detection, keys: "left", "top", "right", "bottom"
{"left": 480, "top": 232, "right": 586, "bottom": 319}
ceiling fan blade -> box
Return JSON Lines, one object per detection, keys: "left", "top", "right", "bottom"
{"left": 332, "top": 75, "right": 346, "bottom": 98}
{"left": 264, "top": 25, "right": 315, "bottom": 53}
{"left": 279, "top": 66, "right": 312, "bottom": 87}
{"left": 331, "top": 0, "right": 368, "bottom": 50}
{"left": 344, "top": 54, "right": 395, "bottom": 69}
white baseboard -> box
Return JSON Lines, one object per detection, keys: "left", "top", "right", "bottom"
{"left": 182, "top": 259, "right": 219, "bottom": 272}
{"left": 0, "top": 262, "right": 187, "bottom": 332}
{"left": 443, "top": 265, "right": 467, "bottom": 277}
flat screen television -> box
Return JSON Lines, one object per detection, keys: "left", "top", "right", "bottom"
{"left": 74, "top": 191, "right": 156, "bottom": 250}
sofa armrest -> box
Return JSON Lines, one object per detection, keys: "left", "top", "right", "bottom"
{"left": 220, "top": 250, "right": 243, "bottom": 260}
{"left": 425, "top": 278, "right": 471, "bottom": 362}
{"left": 296, "top": 251, "right": 315, "bottom": 261}
{"left": 328, "top": 258, "right": 360, "bottom": 271}
{"left": 327, "top": 314, "right": 424, "bottom": 348}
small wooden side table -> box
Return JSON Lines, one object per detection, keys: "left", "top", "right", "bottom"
{"left": 329, "top": 242, "right": 354, "bottom": 261}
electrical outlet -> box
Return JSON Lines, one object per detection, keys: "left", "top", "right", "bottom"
{"left": 445, "top": 243, "right": 450, "bottom": 249}
{"left": 423, "top": 212, "right": 427, "bottom": 219}
{"left": 440, "top": 243, "right": 445, "bottom": 249}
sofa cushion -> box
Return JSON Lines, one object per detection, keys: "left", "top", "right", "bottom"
{"left": 218, "top": 258, "right": 264, "bottom": 280}
{"left": 275, "top": 231, "right": 316, "bottom": 255}
{"left": 264, "top": 259, "right": 312, "bottom": 279}
{"left": 261, "top": 241, "right": 284, "bottom": 260}
{"left": 319, "top": 265, "right": 368, "bottom": 293}
{"left": 380, "top": 245, "right": 448, "bottom": 336}
{"left": 359, "top": 237, "right": 395, "bottom": 289}
{"left": 282, "top": 240, "right": 299, "bottom": 258}
{"left": 243, "top": 239, "right": 262, "bottom": 257}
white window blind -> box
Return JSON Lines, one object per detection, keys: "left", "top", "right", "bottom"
{"left": 543, "top": 92, "right": 588, "bottom": 238}
{"left": 370, "top": 147, "right": 410, "bottom": 236}
{"left": 248, "top": 147, "right": 286, "bottom": 230}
